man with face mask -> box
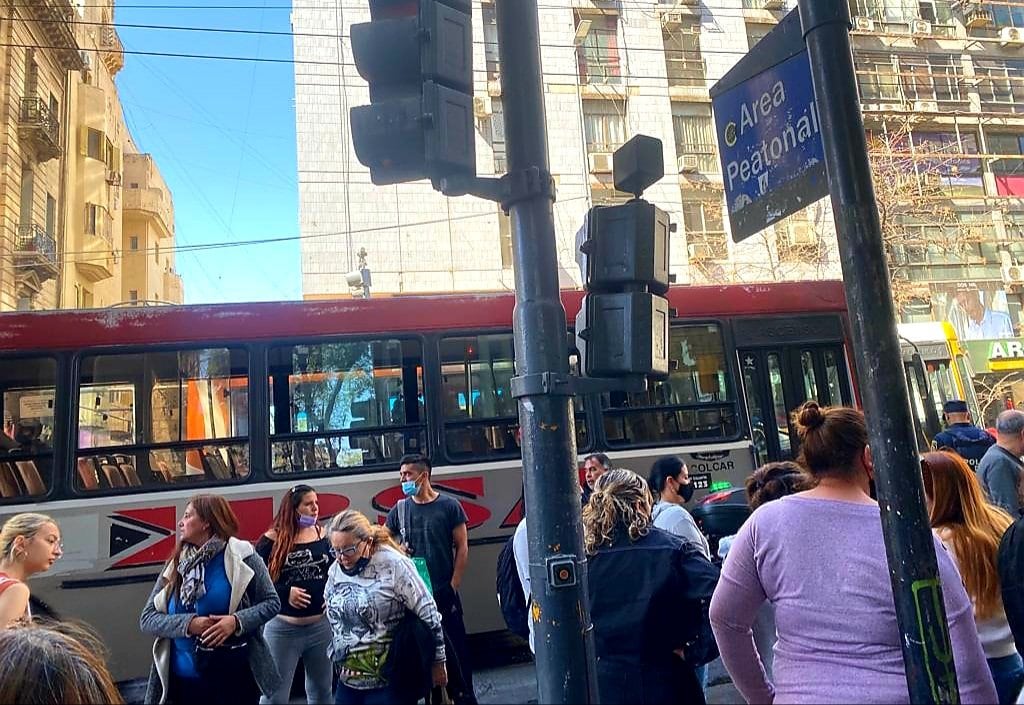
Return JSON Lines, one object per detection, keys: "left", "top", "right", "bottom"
{"left": 385, "top": 454, "right": 476, "bottom": 705}
{"left": 648, "top": 456, "right": 711, "bottom": 560}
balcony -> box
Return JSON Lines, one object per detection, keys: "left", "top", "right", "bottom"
{"left": 14, "top": 223, "right": 58, "bottom": 283}
{"left": 124, "top": 186, "right": 174, "bottom": 237}
{"left": 163, "top": 269, "right": 184, "bottom": 303}
{"left": 19, "top": 97, "right": 61, "bottom": 163}
{"left": 79, "top": 214, "right": 115, "bottom": 282}
{"left": 29, "top": 0, "right": 84, "bottom": 70}
{"left": 105, "top": 168, "right": 121, "bottom": 187}
{"left": 667, "top": 57, "right": 708, "bottom": 99}
{"left": 99, "top": 25, "right": 124, "bottom": 75}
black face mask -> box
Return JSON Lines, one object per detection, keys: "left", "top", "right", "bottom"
{"left": 341, "top": 556, "right": 371, "bottom": 577}
{"left": 678, "top": 479, "right": 695, "bottom": 503}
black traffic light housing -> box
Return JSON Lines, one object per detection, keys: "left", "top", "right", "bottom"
{"left": 575, "top": 135, "right": 673, "bottom": 379}
{"left": 350, "top": 0, "right": 475, "bottom": 186}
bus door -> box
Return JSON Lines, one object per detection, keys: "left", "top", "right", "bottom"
{"left": 733, "top": 314, "right": 853, "bottom": 466}
{"left": 738, "top": 346, "right": 852, "bottom": 465}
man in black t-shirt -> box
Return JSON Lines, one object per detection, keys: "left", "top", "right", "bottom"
{"left": 386, "top": 454, "right": 476, "bottom": 704}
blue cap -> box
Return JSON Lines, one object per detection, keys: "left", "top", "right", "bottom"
{"left": 943, "top": 400, "right": 969, "bottom": 414}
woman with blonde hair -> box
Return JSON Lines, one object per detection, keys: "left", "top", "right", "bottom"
{"left": 0, "top": 512, "right": 62, "bottom": 626}
{"left": 0, "top": 620, "right": 123, "bottom": 704}
{"left": 922, "top": 451, "right": 1023, "bottom": 704}
{"left": 140, "top": 494, "right": 281, "bottom": 704}
{"left": 325, "top": 509, "right": 446, "bottom": 705}
{"left": 583, "top": 468, "right": 719, "bottom": 705}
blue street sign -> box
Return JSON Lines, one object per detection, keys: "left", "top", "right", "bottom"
{"left": 710, "top": 10, "right": 829, "bottom": 243}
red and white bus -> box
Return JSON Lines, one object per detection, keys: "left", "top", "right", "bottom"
{"left": 0, "top": 281, "right": 854, "bottom": 680}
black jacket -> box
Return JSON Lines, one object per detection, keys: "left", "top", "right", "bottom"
{"left": 998, "top": 514, "right": 1024, "bottom": 655}
{"left": 587, "top": 527, "right": 719, "bottom": 705}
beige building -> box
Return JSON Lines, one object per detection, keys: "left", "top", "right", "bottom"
{"left": 122, "top": 153, "right": 181, "bottom": 305}
{"left": 0, "top": 0, "right": 182, "bottom": 312}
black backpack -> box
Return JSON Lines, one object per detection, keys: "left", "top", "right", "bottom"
{"left": 495, "top": 534, "right": 530, "bottom": 640}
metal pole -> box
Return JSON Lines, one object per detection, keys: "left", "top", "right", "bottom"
{"left": 495, "top": 1, "right": 598, "bottom": 703}
{"left": 799, "top": 0, "right": 959, "bottom": 701}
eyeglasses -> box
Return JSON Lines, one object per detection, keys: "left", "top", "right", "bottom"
{"left": 332, "top": 544, "right": 361, "bottom": 558}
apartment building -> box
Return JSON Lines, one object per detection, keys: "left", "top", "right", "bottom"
{"left": 293, "top": 0, "right": 1024, "bottom": 331}
{"left": 122, "top": 152, "right": 182, "bottom": 305}
{"left": 0, "top": 0, "right": 183, "bottom": 311}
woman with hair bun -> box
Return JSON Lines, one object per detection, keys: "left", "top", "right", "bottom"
{"left": 583, "top": 468, "right": 719, "bottom": 705}
{"left": 710, "top": 401, "right": 997, "bottom": 704}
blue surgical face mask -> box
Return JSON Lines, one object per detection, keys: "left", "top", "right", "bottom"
{"left": 401, "top": 479, "right": 418, "bottom": 497}
{"left": 297, "top": 514, "right": 317, "bottom": 529}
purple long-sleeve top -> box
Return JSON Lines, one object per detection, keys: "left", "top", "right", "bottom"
{"left": 710, "top": 495, "right": 998, "bottom": 704}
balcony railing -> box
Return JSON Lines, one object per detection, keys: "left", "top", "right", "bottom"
{"left": 19, "top": 97, "right": 61, "bottom": 162}
{"left": 667, "top": 57, "right": 707, "bottom": 89}
{"left": 15, "top": 223, "right": 59, "bottom": 282}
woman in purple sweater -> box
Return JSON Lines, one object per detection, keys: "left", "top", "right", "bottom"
{"left": 710, "top": 401, "right": 997, "bottom": 704}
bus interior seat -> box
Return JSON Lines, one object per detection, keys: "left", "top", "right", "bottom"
{"left": 118, "top": 461, "right": 142, "bottom": 487}
{"left": 76, "top": 457, "right": 101, "bottom": 490}
{"left": 227, "top": 446, "right": 250, "bottom": 477}
{"left": 0, "top": 463, "right": 22, "bottom": 498}
{"left": 14, "top": 461, "right": 46, "bottom": 496}
{"left": 203, "top": 450, "right": 232, "bottom": 480}
{"left": 100, "top": 463, "right": 128, "bottom": 489}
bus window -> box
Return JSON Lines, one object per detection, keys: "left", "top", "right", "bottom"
{"left": 824, "top": 350, "right": 844, "bottom": 407}
{"left": 0, "top": 356, "right": 56, "bottom": 500}
{"left": 800, "top": 351, "right": 818, "bottom": 402}
{"left": 76, "top": 348, "right": 250, "bottom": 491}
{"left": 926, "top": 360, "right": 958, "bottom": 420}
{"left": 767, "top": 353, "right": 793, "bottom": 457}
{"left": 440, "top": 334, "right": 520, "bottom": 460}
{"left": 603, "top": 324, "right": 738, "bottom": 446}
{"left": 268, "top": 338, "right": 425, "bottom": 474}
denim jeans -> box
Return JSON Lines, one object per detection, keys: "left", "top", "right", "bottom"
{"left": 988, "top": 652, "right": 1024, "bottom": 705}
{"left": 260, "top": 616, "right": 334, "bottom": 705}
{"left": 334, "top": 682, "right": 405, "bottom": 705}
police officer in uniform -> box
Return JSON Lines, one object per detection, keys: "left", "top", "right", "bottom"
{"left": 932, "top": 399, "right": 995, "bottom": 471}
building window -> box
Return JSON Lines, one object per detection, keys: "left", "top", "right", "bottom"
{"left": 910, "top": 131, "right": 983, "bottom": 196}
{"left": 746, "top": 23, "right": 772, "bottom": 49}
{"left": 672, "top": 105, "right": 718, "bottom": 173}
{"left": 851, "top": 0, "right": 952, "bottom": 23}
{"left": 155, "top": 242, "right": 159, "bottom": 263}
{"left": 82, "top": 289, "right": 93, "bottom": 308}
{"left": 899, "top": 54, "right": 965, "bottom": 107}
{"left": 129, "top": 235, "right": 139, "bottom": 250}
{"left": 683, "top": 197, "right": 727, "bottom": 260}
{"left": 129, "top": 290, "right": 138, "bottom": 302}
{"left": 857, "top": 52, "right": 901, "bottom": 103}
{"left": 86, "top": 128, "right": 103, "bottom": 160}
{"left": 583, "top": 100, "right": 626, "bottom": 154}
{"left": 990, "top": 3, "right": 1024, "bottom": 28}
{"left": 974, "top": 59, "right": 1024, "bottom": 114}
{"left": 662, "top": 22, "right": 704, "bottom": 88}
{"left": 987, "top": 132, "right": 1024, "bottom": 196}
{"left": 482, "top": 2, "right": 500, "bottom": 82}
{"left": 45, "top": 194, "right": 56, "bottom": 238}
{"left": 575, "top": 14, "right": 622, "bottom": 85}
{"left": 85, "top": 203, "right": 98, "bottom": 235}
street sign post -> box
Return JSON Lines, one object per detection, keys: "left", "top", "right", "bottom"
{"left": 710, "top": 10, "right": 828, "bottom": 242}
{"left": 711, "top": 1, "right": 961, "bottom": 701}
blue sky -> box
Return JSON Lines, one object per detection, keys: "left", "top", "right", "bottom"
{"left": 116, "top": 3, "right": 302, "bottom": 303}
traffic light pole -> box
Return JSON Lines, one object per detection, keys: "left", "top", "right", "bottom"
{"left": 496, "top": 0, "right": 599, "bottom": 702}
{"left": 799, "top": 0, "right": 959, "bottom": 701}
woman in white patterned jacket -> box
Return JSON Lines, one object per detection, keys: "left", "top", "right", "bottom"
{"left": 325, "top": 509, "right": 447, "bottom": 705}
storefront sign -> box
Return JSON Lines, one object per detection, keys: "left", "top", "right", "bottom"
{"left": 965, "top": 338, "right": 1024, "bottom": 372}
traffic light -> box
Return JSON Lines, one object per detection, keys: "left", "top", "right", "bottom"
{"left": 575, "top": 135, "right": 672, "bottom": 379}
{"left": 349, "top": 0, "right": 475, "bottom": 186}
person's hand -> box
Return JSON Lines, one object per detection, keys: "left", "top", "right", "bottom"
{"left": 201, "top": 615, "right": 239, "bottom": 648}
{"left": 431, "top": 661, "right": 448, "bottom": 688}
{"left": 289, "top": 586, "right": 311, "bottom": 610}
{"left": 186, "top": 616, "right": 215, "bottom": 636}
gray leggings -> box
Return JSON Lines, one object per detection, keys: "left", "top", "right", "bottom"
{"left": 260, "top": 616, "right": 334, "bottom": 705}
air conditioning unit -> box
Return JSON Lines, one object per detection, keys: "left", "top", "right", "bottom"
{"left": 588, "top": 152, "right": 614, "bottom": 174}
{"left": 912, "top": 99, "right": 939, "bottom": 112}
{"left": 922, "top": 171, "right": 942, "bottom": 186}
{"left": 688, "top": 243, "right": 713, "bottom": 259}
{"left": 1003, "top": 264, "right": 1024, "bottom": 284}
{"left": 910, "top": 18, "right": 932, "bottom": 36}
{"left": 853, "top": 16, "right": 875, "bottom": 31}
{"left": 473, "top": 95, "right": 492, "bottom": 118}
{"left": 1001, "top": 26, "right": 1024, "bottom": 46}
{"left": 779, "top": 223, "right": 817, "bottom": 246}
{"left": 487, "top": 75, "right": 502, "bottom": 96}
{"left": 763, "top": 0, "right": 785, "bottom": 9}
{"left": 661, "top": 11, "right": 685, "bottom": 24}
{"left": 678, "top": 154, "right": 700, "bottom": 173}
{"left": 80, "top": 51, "right": 92, "bottom": 69}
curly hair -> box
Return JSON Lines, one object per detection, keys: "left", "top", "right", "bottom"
{"left": 583, "top": 469, "right": 652, "bottom": 555}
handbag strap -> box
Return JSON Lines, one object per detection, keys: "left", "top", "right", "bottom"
{"left": 398, "top": 498, "right": 408, "bottom": 545}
